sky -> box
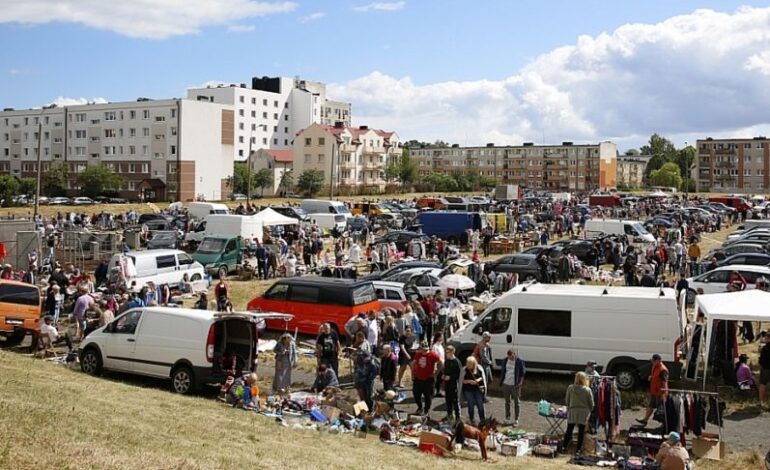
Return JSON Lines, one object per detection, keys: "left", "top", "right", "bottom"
{"left": 1, "top": 0, "right": 770, "bottom": 151}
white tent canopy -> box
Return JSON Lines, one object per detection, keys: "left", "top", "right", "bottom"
{"left": 254, "top": 207, "right": 298, "bottom": 226}
{"left": 694, "top": 289, "right": 770, "bottom": 387}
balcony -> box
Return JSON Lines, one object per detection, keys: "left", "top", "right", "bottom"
{"left": 714, "top": 148, "right": 736, "bottom": 155}
{"left": 364, "top": 160, "right": 384, "bottom": 170}
{"left": 338, "top": 160, "right": 356, "bottom": 169}
{"left": 716, "top": 159, "right": 736, "bottom": 168}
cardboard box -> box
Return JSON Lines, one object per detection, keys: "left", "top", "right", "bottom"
{"left": 352, "top": 401, "right": 369, "bottom": 416}
{"left": 692, "top": 436, "right": 726, "bottom": 460}
{"left": 419, "top": 431, "right": 451, "bottom": 457}
{"left": 501, "top": 439, "right": 529, "bottom": 457}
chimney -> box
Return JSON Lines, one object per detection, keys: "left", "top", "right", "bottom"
{"left": 486, "top": 143, "right": 494, "bottom": 147}
{"left": 523, "top": 142, "right": 534, "bottom": 147}
{"left": 562, "top": 141, "right": 573, "bottom": 146}
{"left": 359, "top": 125, "right": 368, "bottom": 130}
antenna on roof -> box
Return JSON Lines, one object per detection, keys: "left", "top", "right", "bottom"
{"left": 521, "top": 286, "right": 527, "bottom": 293}
{"left": 659, "top": 288, "right": 665, "bottom": 297}
{"left": 602, "top": 288, "right": 608, "bottom": 295}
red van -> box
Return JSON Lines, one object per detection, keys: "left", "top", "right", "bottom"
{"left": 247, "top": 278, "right": 381, "bottom": 338}
{"left": 708, "top": 196, "right": 751, "bottom": 213}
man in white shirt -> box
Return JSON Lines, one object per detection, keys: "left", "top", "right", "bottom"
{"left": 40, "top": 316, "right": 72, "bottom": 350}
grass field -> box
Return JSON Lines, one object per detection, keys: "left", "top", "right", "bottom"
{"left": 0, "top": 351, "right": 763, "bottom": 470}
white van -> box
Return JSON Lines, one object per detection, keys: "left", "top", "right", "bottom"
{"left": 185, "top": 214, "right": 263, "bottom": 244}
{"left": 301, "top": 199, "right": 352, "bottom": 219}
{"left": 448, "top": 283, "right": 684, "bottom": 389}
{"left": 187, "top": 202, "right": 229, "bottom": 220}
{"left": 108, "top": 249, "right": 206, "bottom": 288}
{"left": 308, "top": 213, "right": 347, "bottom": 234}
{"left": 584, "top": 219, "right": 656, "bottom": 245}
{"left": 79, "top": 307, "right": 292, "bottom": 394}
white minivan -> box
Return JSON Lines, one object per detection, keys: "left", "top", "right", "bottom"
{"left": 108, "top": 249, "right": 206, "bottom": 288}
{"left": 584, "top": 219, "right": 656, "bottom": 246}
{"left": 79, "top": 307, "right": 292, "bottom": 394}
{"left": 448, "top": 283, "right": 685, "bottom": 389}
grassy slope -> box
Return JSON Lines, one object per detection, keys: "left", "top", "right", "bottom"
{"left": 0, "top": 351, "right": 763, "bottom": 470}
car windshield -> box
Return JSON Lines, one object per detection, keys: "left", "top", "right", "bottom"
{"left": 198, "top": 238, "right": 226, "bottom": 254}
{"left": 154, "top": 233, "right": 175, "bottom": 240}
{"left": 632, "top": 223, "right": 649, "bottom": 235}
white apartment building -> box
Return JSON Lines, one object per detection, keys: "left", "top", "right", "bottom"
{"left": 0, "top": 99, "right": 234, "bottom": 201}
{"left": 187, "top": 76, "right": 351, "bottom": 162}
{"left": 292, "top": 123, "right": 400, "bottom": 193}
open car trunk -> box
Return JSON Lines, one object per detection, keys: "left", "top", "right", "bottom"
{"left": 211, "top": 318, "right": 257, "bottom": 378}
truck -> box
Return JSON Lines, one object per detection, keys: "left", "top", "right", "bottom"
{"left": 588, "top": 194, "right": 621, "bottom": 207}
{"left": 494, "top": 185, "right": 521, "bottom": 202}
{"left": 415, "top": 211, "right": 486, "bottom": 245}
{"left": 185, "top": 214, "right": 263, "bottom": 245}
{"left": 187, "top": 202, "right": 229, "bottom": 220}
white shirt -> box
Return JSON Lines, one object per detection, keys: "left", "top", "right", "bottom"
{"left": 40, "top": 323, "right": 59, "bottom": 342}
{"left": 349, "top": 244, "right": 362, "bottom": 263}
{"left": 432, "top": 343, "right": 445, "bottom": 363}
{"left": 367, "top": 318, "right": 378, "bottom": 346}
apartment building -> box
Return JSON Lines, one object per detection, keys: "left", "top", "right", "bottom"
{"left": 695, "top": 137, "right": 770, "bottom": 193}
{"left": 249, "top": 148, "right": 293, "bottom": 196}
{"left": 0, "top": 99, "right": 234, "bottom": 201}
{"left": 410, "top": 141, "right": 617, "bottom": 191}
{"left": 292, "top": 122, "right": 400, "bottom": 193}
{"left": 187, "top": 76, "right": 351, "bottom": 162}
{"left": 617, "top": 154, "right": 651, "bottom": 189}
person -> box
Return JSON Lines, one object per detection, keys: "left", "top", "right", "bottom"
{"left": 380, "top": 343, "right": 397, "bottom": 392}
{"left": 562, "top": 372, "right": 594, "bottom": 456}
{"left": 354, "top": 350, "right": 378, "bottom": 412}
{"left": 655, "top": 432, "right": 691, "bottom": 470}
{"left": 584, "top": 360, "right": 600, "bottom": 378}
{"left": 367, "top": 310, "right": 379, "bottom": 354}
{"left": 472, "top": 332, "right": 493, "bottom": 398}
{"left": 214, "top": 277, "right": 229, "bottom": 312}
{"left": 242, "top": 373, "right": 261, "bottom": 409}
{"left": 687, "top": 240, "right": 701, "bottom": 275}
{"left": 411, "top": 340, "right": 442, "bottom": 416}
{"left": 442, "top": 345, "right": 462, "bottom": 422}
{"left": 71, "top": 286, "right": 94, "bottom": 341}
{"left": 45, "top": 284, "right": 63, "bottom": 325}
{"left": 311, "top": 363, "right": 339, "bottom": 393}
{"left": 272, "top": 333, "right": 297, "bottom": 393}
{"left": 353, "top": 331, "right": 371, "bottom": 355}
{"left": 431, "top": 333, "right": 446, "bottom": 397}
{"left": 735, "top": 354, "right": 756, "bottom": 390}
{"left": 96, "top": 305, "right": 115, "bottom": 328}
{"left": 637, "top": 354, "right": 669, "bottom": 425}
{"left": 315, "top": 323, "right": 341, "bottom": 375}
{"left": 194, "top": 292, "right": 209, "bottom": 310}
{"left": 760, "top": 334, "right": 770, "bottom": 408}
{"left": 462, "top": 356, "right": 486, "bottom": 424}
{"left": 500, "top": 348, "right": 526, "bottom": 426}
{"left": 396, "top": 325, "right": 417, "bottom": 387}
{"left": 39, "top": 315, "right": 72, "bottom": 351}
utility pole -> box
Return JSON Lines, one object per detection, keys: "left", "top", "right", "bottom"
{"left": 34, "top": 121, "right": 43, "bottom": 218}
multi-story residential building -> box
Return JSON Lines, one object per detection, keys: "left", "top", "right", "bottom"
{"left": 0, "top": 99, "right": 234, "bottom": 201}
{"left": 248, "top": 148, "right": 293, "bottom": 196}
{"left": 187, "top": 76, "right": 351, "bottom": 162}
{"left": 695, "top": 137, "right": 770, "bottom": 193}
{"left": 410, "top": 141, "right": 617, "bottom": 191}
{"left": 617, "top": 154, "right": 651, "bottom": 189}
{"left": 292, "top": 123, "right": 400, "bottom": 193}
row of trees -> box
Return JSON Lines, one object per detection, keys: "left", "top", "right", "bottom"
{"left": 0, "top": 163, "right": 123, "bottom": 207}
{"left": 624, "top": 134, "right": 695, "bottom": 191}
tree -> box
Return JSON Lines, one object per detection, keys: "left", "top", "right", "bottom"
{"left": 641, "top": 134, "right": 677, "bottom": 179}
{"left": 383, "top": 159, "right": 400, "bottom": 183}
{"left": 649, "top": 162, "right": 682, "bottom": 189}
{"left": 0, "top": 175, "right": 20, "bottom": 207}
{"left": 297, "top": 169, "right": 324, "bottom": 196}
{"left": 624, "top": 148, "right": 640, "bottom": 156}
{"left": 279, "top": 169, "right": 294, "bottom": 195}
{"left": 398, "top": 148, "right": 418, "bottom": 184}
{"left": 41, "top": 161, "right": 68, "bottom": 196}
{"left": 228, "top": 162, "right": 249, "bottom": 195}
{"left": 674, "top": 146, "right": 695, "bottom": 187}
{"left": 253, "top": 168, "right": 273, "bottom": 197}
{"left": 18, "top": 178, "right": 36, "bottom": 196}
{"left": 76, "top": 164, "right": 123, "bottom": 198}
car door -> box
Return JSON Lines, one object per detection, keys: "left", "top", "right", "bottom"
{"left": 101, "top": 309, "right": 143, "bottom": 372}
{"left": 692, "top": 270, "right": 730, "bottom": 294}
{"left": 473, "top": 306, "right": 514, "bottom": 369}
{"left": 492, "top": 256, "right": 515, "bottom": 273}
{"left": 412, "top": 273, "right": 434, "bottom": 298}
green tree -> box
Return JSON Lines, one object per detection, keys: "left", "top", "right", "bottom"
{"left": 641, "top": 134, "right": 678, "bottom": 179}
{"left": 649, "top": 162, "right": 682, "bottom": 189}
{"left": 297, "top": 169, "right": 325, "bottom": 196}
{"left": 398, "top": 148, "right": 418, "bottom": 184}
{"left": 384, "top": 159, "right": 400, "bottom": 183}
{"left": 41, "top": 161, "right": 68, "bottom": 196}
{"left": 253, "top": 168, "right": 273, "bottom": 197}
{"left": 0, "top": 175, "right": 20, "bottom": 207}
{"left": 279, "top": 170, "right": 294, "bottom": 195}
{"left": 674, "top": 146, "right": 695, "bottom": 188}
{"left": 228, "top": 162, "right": 249, "bottom": 194}
{"left": 624, "top": 148, "right": 640, "bottom": 156}
{"left": 18, "top": 178, "right": 36, "bottom": 196}
{"left": 76, "top": 164, "right": 123, "bottom": 198}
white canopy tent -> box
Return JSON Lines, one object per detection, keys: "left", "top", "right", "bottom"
{"left": 694, "top": 289, "right": 770, "bottom": 387}
{"left": 254, "top": 208, "right": 299, "bottom": 226}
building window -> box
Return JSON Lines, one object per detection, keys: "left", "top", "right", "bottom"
{"left": 129, "top": 128, "right": 136, "bottom": 137}
{"left": 251, "top": 110, "right": 256, "bottom": 118}
{"left": 143, "top": 128, "right": 150, "bottom": 137}
{"left": 251, "top": 124, "right": 257, "bottom": 131}
{"left": 251, "top": 97, "right": 256, "bottom": 105}
{"left": 154, "top": 134, "right": 165, "bottom": 140}
{"left": 129, "top": 110, "right": 136, "bottom": 119}
{"left": 305, "top": 138, "right": 311, "bottom": 146}
{"left": 239, "top": 96, "right": 244, "bottom": 103}
{"left": 105, "top": 112, "right": 116, "bottom": 121}
{"left": 170, "top": 145, "right": 176, "bottom": 155}
{"left": 127, "top": 181, "right": 136, "bottom": 190}
{"left": 104, "top": 129, "right": 116, "bottom": 138}
{"left": 142, "top": 110, "right": 150, "bottom": 119}
{"left": 284, "top": 127, "right": 288, "bottom": 133}
{"left": 104, "top": 146, "right": 116, "bottom": 155}
{"left": 238, "top": 149, "right": 244, "bottom": 157}
{"left": 239, "top": 123, "right": 244, "bottom": 130}
{"left": 274, "top": 100, "right": 278, "bottom": 108}
{"left": 171, "top": 109, "right": 176, "bottom": 118}
{"left": 263, "top": 112, "right": 268, "bottom": 119}
{"left": 284, "top": 139, "right": 288, "bottom": 145}
{"left": 273, "top": 126, "right": 278, "bottom": 132}
{"left": 273, "top": 138, "right": 277, "bottom": 145}
{"left": 263, "top": 138, "right": 267, "bottom": 145}
{"left": 319, "top": 137, "right": 325, "bottom": 146}
{"left": 273, "top": 113, "right": 278, "bottom": 120}
{"left": 155, "top": 116, "right": 165, "bottom": 122}
{"left": 142, "top": 145, "right": 148, "bottom": 155}
{"left": 304, "top": 154, "right": 311, "bottom": 163}
{"left": 170, "top": 127, "right": 177, "bottom": 136}
{"left": 129, "top": 145, "right": 136, "bottom": 155}
{"left": 75, "top": 130, "right": 86, "bottom": 139}
{"left": 318, "top": 154, "right": 325, "bottom": 163}
{"left": 284, "top": 115, "right": 289, "bottom": 121}
{"left": 238, "top": 136, "right": 244, "bottom": 143}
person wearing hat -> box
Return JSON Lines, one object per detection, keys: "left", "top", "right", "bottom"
{"left": 584, "top": 360, "right": 600, "bottom": 378}
{"left": 655, "top": 432, "right": 690, "bottom": 470}
{"left": 411, "top": 340, "right": 442, "bottom": 417}
{"left": 637, "top": 353, "right": 669, "bottom": 426}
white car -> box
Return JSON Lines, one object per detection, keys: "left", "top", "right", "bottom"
{"left": 686, "top": 264, "right": 770, "bottom": 303}
{"left": 79, "top": 307, "right": 291, "bottom": 394}
{"left": 384, "top": 268, "right": 476, "bottom": 299}
{"left": 73, "top": 197, "right": 95, "bottom": 205}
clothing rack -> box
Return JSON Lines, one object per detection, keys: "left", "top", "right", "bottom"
{"left": 661, "top": 388, "right": 723, "bottom": 441}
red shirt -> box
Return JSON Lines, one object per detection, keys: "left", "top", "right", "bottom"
{"left": 412, "top": 350, "right": 441, "bottom": 381}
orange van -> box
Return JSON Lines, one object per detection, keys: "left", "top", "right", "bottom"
{"left": 0, "top": 280, "right": 43, "bottom": 346}
{"left": 247, "top": 278, "right": 381, "bottom": 338}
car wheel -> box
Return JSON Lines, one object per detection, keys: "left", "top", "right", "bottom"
{"left": 80, "top": 348, "right": 103, "bottom": 376}
{"left": 190, "top": 274, "right": 202, "bottom": 282}
{"left": 218, "top": 266, "right": 228, "bottom": 279}
{"left": 0, "top": 330, "right": 26, "bottom": 348}
{"left": 612, "top": 364, "right": 639, "bottom": 390}
{"left": 171, "top": 365, "right": 196, "bottom": 395}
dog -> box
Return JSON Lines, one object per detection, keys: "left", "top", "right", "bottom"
{"left": 450, "top": 418, "right": 498, "bottom": 461}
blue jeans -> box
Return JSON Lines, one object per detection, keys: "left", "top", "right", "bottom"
{"left": 463, "top": 389, "right": 485, "bottom": 423}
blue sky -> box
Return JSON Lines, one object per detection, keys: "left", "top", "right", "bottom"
{"left": 1, "top": 1, "right": 769, "bottom": 150}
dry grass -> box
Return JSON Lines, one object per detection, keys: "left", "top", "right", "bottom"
{"left": 0, "top": 351, "right": 758, "bottom": 470}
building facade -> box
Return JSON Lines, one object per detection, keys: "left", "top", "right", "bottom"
{"left": 292, "top": 123, "right": 400, "bottom": 193}
{"left": 249, "top": 148, "right": 293, "bottom": 196}
{"left": 0, "top": 99, "right": 234, "bottom": 201}
{"left": 410, "top": 141, "right": 617, "bottom": 191}
{"left": 616, "top": 154, "right": 651, "bottom": 189}
{"left": 695, "top": 137, "right": 770, "bottom": 193}
{"left": 187, "top": 76, "right": 351, "bottom": 162}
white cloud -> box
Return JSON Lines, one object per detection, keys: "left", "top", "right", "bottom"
{"left": 227, "top": 24, "right": 256, "bottom": 33}
{"left": 330, "top": 6, "right": 770, "bottom": 149}
{"left": 0, "top": 0, "right": 297, "bottom": 39}
{"left": 299, "top": 12, "right": 325, "bottom": 23}
{"left": 353, "top": 2, "right": 405, "bottom": 13}
{"left": 47, "top": 96, "right": 109, "bottom": 107}
{"left": 9, "top": 68, "right": 32, "bottom": 75}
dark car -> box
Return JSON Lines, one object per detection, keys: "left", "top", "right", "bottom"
{"left": 521, "top": 244, "right": 566, "bottom": 264}
{"left": 716, "top": 253, "right": 770, "bottom": 267}
{"left": 554, "top": 240, "right": 602, "bottom": 264}
{"left": 362, "top": 260, "right": 441, "bottom": 281}
{"left": 708, "top": 242, "right": 768, "bottom": 261}
{"left": 645, "top": 217, "right": 674, "bottom": 229}
{"left": 484, "top": 254, "right": 541, "bottom": 280}
{"left": 374, "top": 231, "right": 430, "bottom": 252}
{"left": 145, "top": 231, "right": 179, "bottom": 249}
{"left": 272, "top": 206, "right": 309, "bottom": 222}
{"left": 138, "top": 214, "right": 185, "bottom": 231}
